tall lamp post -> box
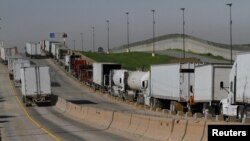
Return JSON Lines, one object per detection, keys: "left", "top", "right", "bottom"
{"left": 80, "top": 33, "right": 83, "bottom": 52}
{"left": 180, "top": 8, "right": 185, "bottom": 59}
{"left": 73, "top": 40, "right": 76, "bottom": 51}
{"left": 226, "top": 3, "right": 233, "bottom": 64}
{"left": 151, "top": 9, "right": 155, "bottom": 57}
{"left": 92, "top": 26, "right": 95, "bottom": 52}
{"left": 106, "top": 20, "right": 110, "bottom": 54}
{"left": 126, "top": 12, "right": 130, "bottom": 52}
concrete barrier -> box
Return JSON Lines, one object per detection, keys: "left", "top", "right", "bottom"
{"left": 168, "top": 119, "right": 188, "bottom": 141}
{"left": 144, "top": 116, "right": 174, "bottom": 141}
{"left": 201, "top": 121, "right": 224, "bottom": 141}
{"left": 65, "top": 101, "right": 72, "bottom": 113}
{"left": 68, "top": 103, "right": 82, "bottom": 119}
{"left": 126, "top": 114, "right": 150, "bottom": 136}
{"left": 182, "top": 119, "right": 206, "bottom": 141}
{"left": 110, "top": 112, "right": 132, "bottom": 131}
{"left": 84, "top": 107, "right": 114, "bottom": 128}
{"left": 56, "top": 98, "right": 67, "bottom": 112}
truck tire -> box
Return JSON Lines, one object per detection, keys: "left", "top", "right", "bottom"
{"left": 237, "top": 106, "right": 246, "bottom": 120}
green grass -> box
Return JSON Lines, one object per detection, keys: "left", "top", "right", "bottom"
{"left": 81, "top": 52, "right": 175, "bottom": 70}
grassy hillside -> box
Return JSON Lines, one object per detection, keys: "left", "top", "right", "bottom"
{"left": 81, "top": 52, "right": 175, "bottom": 70}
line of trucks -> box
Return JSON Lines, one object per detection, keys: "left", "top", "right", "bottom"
{"left": 1, "top": 41, "right": 250, "bottom": 119}
{"left": 0, "top": 45, "right": 52, "bottom": 106}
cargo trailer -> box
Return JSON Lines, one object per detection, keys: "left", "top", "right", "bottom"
{"left": 93, "top": 63, "right": 121, "bottom": 91}
{"left": 25, "top": 42, "right": 41, "bottom": 58}
{"left": 20, "top": 66, "right": 51, "bottom": 106}
{"left": 7, "top": 56, "right": 23, "bottom": 79}
{"left": 0, "top": 46, "right": 18, "bottom": 65}
{"left": 193, "top": 64, "right": 231, "bottom": 115}
{"left": 149, "top": 63, "right": 196, "bottom": 112}
{"left": 13, "top": 60, "right": 30, "bottom": 86}
{"left": 220, "top": 53, "right": 250, "bottom": 119}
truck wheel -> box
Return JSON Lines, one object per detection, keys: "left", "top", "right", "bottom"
{"left": 237, "top": 106, "right": 245, "bottom": 120}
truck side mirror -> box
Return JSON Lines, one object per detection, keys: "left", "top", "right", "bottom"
{"left": 220, "top": 81, "right": 224, "bottom": 89}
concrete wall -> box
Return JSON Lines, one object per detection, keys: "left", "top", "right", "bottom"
{"left": 111, "top": 35, "right": 245, "bottom": 60}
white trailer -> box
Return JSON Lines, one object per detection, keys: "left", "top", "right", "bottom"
{"left": 7, "top": 56, "right": 23, "bottom": 79}
{"left": 25, "top": 42, "right": 41, "bottom": 58}
{"left": 193, "top": 64, "right": 231, "bottom": 115}
{"left": 51, "top": 43, "right": 65, "bottom": 59}
{"left": 93, "top": 63, "right": 121, "bottom": 91}
{"left": 220, "top": 53, "right": 250, "bottom": 119}
{"left": 149, "top": 63, "right": 195, "bottom": 111}
{"left": 13, "top": 60, "right": 30, "bottom": 86}
{"left": 20, "top": 66, "right": 51, "bottom": 106}
{"left": 0, "top": 46, "right": 18, "bottom": 64}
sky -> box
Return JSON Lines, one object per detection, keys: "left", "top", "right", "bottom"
{"left": 0, "top": 0, "right": 250, "bottom": 52}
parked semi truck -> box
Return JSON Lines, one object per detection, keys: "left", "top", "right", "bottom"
{"left": 220, "top": 53, "right": 250, "bottom": 119}
{"left": 13, "top": 60, "right": 30, "bottom": 86}
{"left": 20, "top": 66, "right": 51, "bottom": 106}
{"left": 109, "top": 70, "right": 149, "bottom": 103}
{"left": 0, "top": 46, "right": 18, "bottom": 65}
{"left": 148, "top": 63, "right": 196, "bottom": 112}
{"left": 93, "top": 63, "right": 121, "bottom": 91}
{"left": 7, "top": 56, "right": 23, "bottom": 79}
{"left": 193, "top": 64, "right": 231, "bottom": 115}
{"left": 25, "top": 42, "right": 41, "bottom": 58}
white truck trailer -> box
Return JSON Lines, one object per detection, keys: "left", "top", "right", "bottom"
{"left": 93, "top": 63, "right": 121, "bottom": 91}
{"left": 51, "top": 43, "right": 65, "bottom": 59}
{"left": 0, "top": 46, "right": 18, "bottom": 65}
{"left": 20, "top": 66, "right": 51, "bottom": 106}
{"left": 193, "top": 64, "right": 231, "bottom": 115}
{"left": 13, "top": 60, "right": 30, "bottom": 86}
{"left": 25, "top": 42, "right": 41, "bottom": 58}
{"left": 220, "top": 53, "right": 250, "bottom": 119}
{"left": 7, "top": 56, "right": 23, "bottom": 79}
{"left": 149, "top": 63, "right": 195, "bottom": 112}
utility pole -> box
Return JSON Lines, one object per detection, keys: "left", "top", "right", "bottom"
{"left": 80, "top": 33, "right": 83, "bottom": 52}
{"left": 226, "top": 3, "right": 233, "bottom": 64}
{"left": 180, "top": 8, "right": 185, "bottom": 59}
{"left": 151, "top": 9, "right": 155, "bottom": 57}
{"left": 126, "top": 12, "right": 130, "bottom": 52}
{"left": 106, "top": 20, "right": 110, "bottom": 54}
{"left": 92, "top": 26, "right": 95, "bottom": 52}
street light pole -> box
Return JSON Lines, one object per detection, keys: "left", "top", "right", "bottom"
{"left": 151, "top": 9, "right": 155, "bottom": 57}
{"left": 226, "top": 3, "right": 233, "bottom": 64}
{"left": 73, "top": 40, "right": 76, "bottom": 51}
{"left": 80, "top": 33, "right": 83, "bottom": 52}
{"left": 126, "top": 12, "right": 130, "bottom": 52}
{"left": 106, "top": 20, "right": 110, "bottom": 54}
{"left": 92, "top": 26, "right": 95, "bottom": 52}
{"left": 180, "top": 8, "right": 185, "bottom": 59}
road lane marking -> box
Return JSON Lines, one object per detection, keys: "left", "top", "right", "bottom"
{"left": 8, "top": 78, "right": 62, "bottom": 141}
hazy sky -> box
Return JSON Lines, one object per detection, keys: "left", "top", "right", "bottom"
{"left": 1, "top": 0, "right": 250, "bottom": 51}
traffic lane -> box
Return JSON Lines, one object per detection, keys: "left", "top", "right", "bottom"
{"left": 27, "top": 105, "right": 150, "bottom": 141}
{"left": 0, "top": 63, "right": 54, "bottom": 141}
{"left": 156, "top": 50, "right": 229, "bottom": 63}
{"left": 36, "top": 58, "right": 136, "bottom": 111}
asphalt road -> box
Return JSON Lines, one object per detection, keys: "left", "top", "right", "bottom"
{"left": 0, "top": 57, "right": 157, "bottom": 141}
{"left": 0, "top": 62, "right": 54, "bottom": 141}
